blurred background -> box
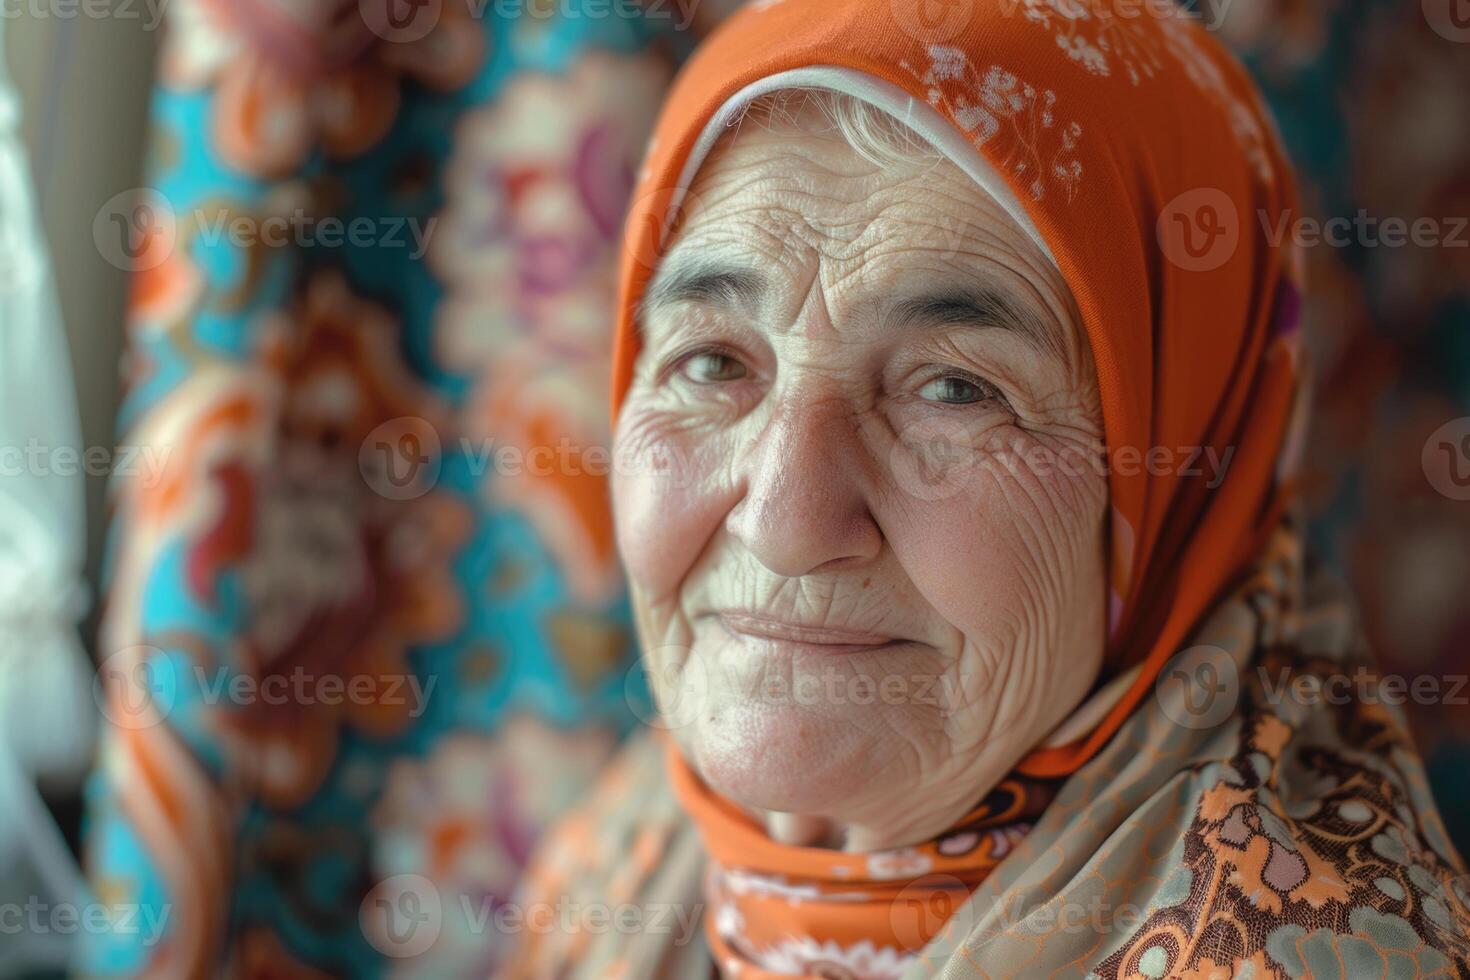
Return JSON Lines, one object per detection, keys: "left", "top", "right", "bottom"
{"left": 0, "top": 0, "right": 1464, "bottom": 975}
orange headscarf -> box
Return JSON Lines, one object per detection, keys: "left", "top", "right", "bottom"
{"left": 607, "top": 0, "right": 1305, "bottom": 973}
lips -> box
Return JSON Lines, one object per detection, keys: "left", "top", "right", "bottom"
{"left": 713, "top": 610, "right": 900, "bottom": 652}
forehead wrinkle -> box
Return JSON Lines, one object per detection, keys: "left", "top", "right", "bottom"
{"left": 801, "top": 249, "right": 1071, "bottom": 367}
{"left": 692, "top": 144, "right": 888, "bottom": 227}
{"left": 696, "top": 143, "right": 918, "bottom": 247}
{"left": 805, "top": 213, "right": 1072, "bottom": 366}
{"left": 645, "top": 131, "right": 1075, "bottom": 366}
{"left": 717, "top": 194, "right": 877, "bottom": 266}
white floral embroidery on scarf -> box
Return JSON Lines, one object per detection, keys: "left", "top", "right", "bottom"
{"left": 755, "top": 938, "right": 915, "bottom": 980}
{"left": 1009, "top": 0, "right": 1274, "bottom": 184}
{"left": 902, "top": 47, "right": 1085, "bottom": 203}
{"left": 1018, "top": 0, "right": 1167, "bottom": 83}
{"left": 715, "top": 900, "right": 746, "bottom": 941}
{"left": 865, "top": 846, "right": 934, "bottom": 879}
{"left": 722, "top": 868, "right": 842, "bottom": 903}
{"left": 1155, "top": 14, "right": 1275, "bottom": 184}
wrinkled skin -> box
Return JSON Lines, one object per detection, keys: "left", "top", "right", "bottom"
{"left": 612, "top": 102, "right": 1109, "bottom": 851}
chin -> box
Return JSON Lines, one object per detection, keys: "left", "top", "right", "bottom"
{"left": 683, "top": 698, "right": 895, "bottom": 817}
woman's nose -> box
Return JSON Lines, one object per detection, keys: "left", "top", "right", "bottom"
{"left": 725, "top": 398, "right": 882, "bottom": 577}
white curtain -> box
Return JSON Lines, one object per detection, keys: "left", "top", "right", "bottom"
{"left": 0, "top": 17, "right": 96, "bottom": 976}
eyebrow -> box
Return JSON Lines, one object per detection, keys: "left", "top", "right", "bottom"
{"left": 641, "top": 255, "right": 769, "bottom": 317}
{"left": 885, "top": 287, "right": 1064, "bottom": 361}
{"left": 641, "top": 257, "right": 1065, "bottom": 363}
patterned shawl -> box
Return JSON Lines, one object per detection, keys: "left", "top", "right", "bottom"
{"left": 510, "top": 526, "right": 1470, "bottom": 977}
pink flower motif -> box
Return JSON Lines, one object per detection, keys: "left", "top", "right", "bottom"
{"left": 159, "top": 0, "right": 484, "bottom": 176}
{"left": 429, "top": 50, "right": 672, "bottom": 604}
{"left": 937, "top": 830, "right": 982, "bottom": 856}
{"left": 987, "top": 822, "right": 1033, "bottom": 860}
{"left": 371, "top": 716, "right": 617, "bottom": 978}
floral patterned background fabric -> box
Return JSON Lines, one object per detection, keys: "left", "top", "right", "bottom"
{"left": 1222, "top": 0, "right": 1470, "bottom": 861}
{"left": 78, "top": 0, "right": 724, "bottom": 975}
{"left": 79, "top": 0, "right": 1466, "bottom": 975}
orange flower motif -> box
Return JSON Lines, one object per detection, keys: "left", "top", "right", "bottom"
{"left": 1198, "top": 782, "right": 1254, "bottom": 823}
{"left": 1251, "top": 713, "right": 1293, "bottom": 758}
{"left": 186, "top": 269, "right": 474, "bottom": 808}
{"left": 126, "top": 200, "right": 206, "bottom": 336}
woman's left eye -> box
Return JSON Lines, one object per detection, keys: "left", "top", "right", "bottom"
{"left": 681, "top": 350, "right": 748, "bottom": 384}
{"left": 918, "top": 374, "right": 995, "bottom": 405}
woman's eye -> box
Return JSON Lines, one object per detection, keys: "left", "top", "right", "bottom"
{"left": 918, "top": 375, "right": 993, "bottom": 405}
{"left": 681, "top": 351, "right": 748, "bottom": 384}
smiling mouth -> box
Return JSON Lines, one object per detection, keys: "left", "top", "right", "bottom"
{"left": 712, "top": 611, "right": 903, "bottom": 653}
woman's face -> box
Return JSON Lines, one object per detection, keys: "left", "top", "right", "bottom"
{"left": 613, "top": 103, "right": 1109, "bottom": 850}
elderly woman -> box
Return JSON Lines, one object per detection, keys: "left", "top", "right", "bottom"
{"left": 507, "top": 0, "right": 1470, "bottom": 976}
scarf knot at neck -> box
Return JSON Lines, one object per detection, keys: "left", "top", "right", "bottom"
{"left": 665, "top": 740, "right": 1055, "bottom": 979}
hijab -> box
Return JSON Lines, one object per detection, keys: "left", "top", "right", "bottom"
{"left": 611, "top": 0, "right": 1304, "bottom": 773}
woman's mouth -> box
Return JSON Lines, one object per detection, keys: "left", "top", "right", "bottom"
{"left": 711, "top": 610, "right": 904, "bottom": 654}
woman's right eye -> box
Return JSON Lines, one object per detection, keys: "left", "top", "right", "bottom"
{"left": 680, "top": 350, "right": 748, "bottom": 384}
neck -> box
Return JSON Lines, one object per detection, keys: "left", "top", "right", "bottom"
{"left": 763, "top": 811, "right": 836, "bottom": 847}
{"left": 749, "top": 792, "right": 987, "bottom": 852}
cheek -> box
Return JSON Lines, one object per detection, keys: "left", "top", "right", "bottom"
{"left": 882, "top": 432, "right": 1107, "bottom": 649}
{"left": 611, "top": 405, "right": 741, "bottom": 599}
